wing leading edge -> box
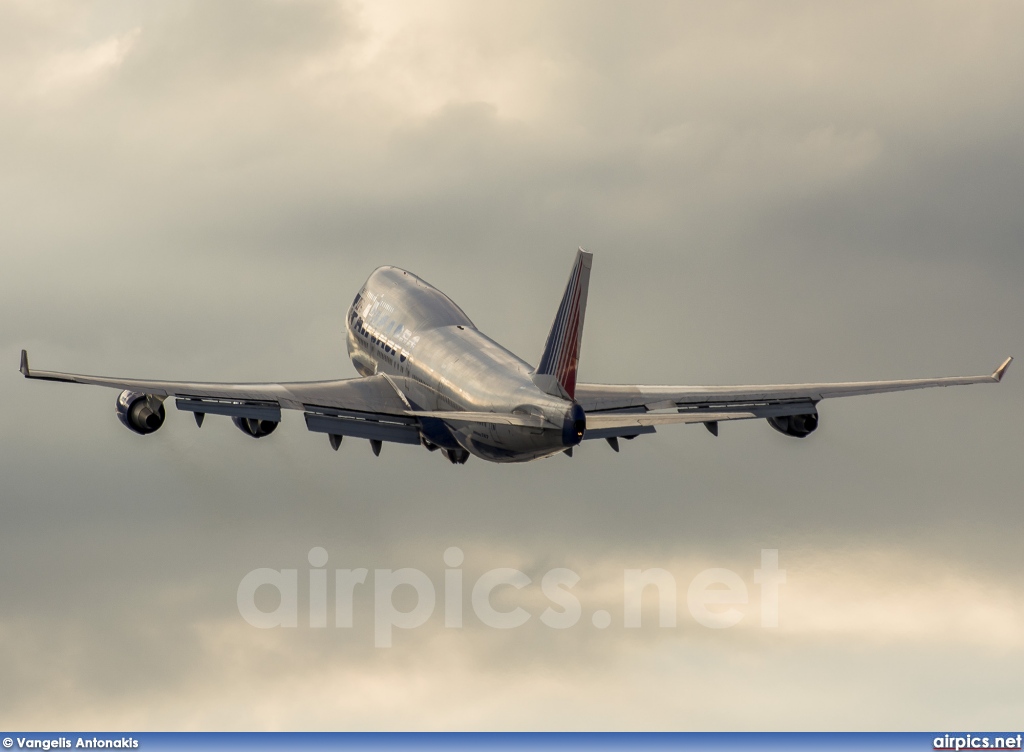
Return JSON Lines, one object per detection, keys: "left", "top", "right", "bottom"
{"left": 20, "top": 349, "right": 410, "bottom": 412}
{"left": 576, "top": 357, "right": 1013, "bottom": 413}
{"left": 18, "top": 350, "right": 553, "bottom": 446}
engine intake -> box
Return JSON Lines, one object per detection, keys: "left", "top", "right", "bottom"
{"left": 116, "top": 390, "right": 166, "bottom": 435}
{"left": 767, "top": 412, "right": 819, "bottom": 438}
{"left": 233, "top": 416, "right": 279, "bottom": 438}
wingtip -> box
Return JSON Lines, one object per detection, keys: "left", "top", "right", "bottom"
{"left": 19, "top": 349, "right": 29, "bottom": 377}
{"left": 993, "top": 356, "right": 1013, "bottom": 382}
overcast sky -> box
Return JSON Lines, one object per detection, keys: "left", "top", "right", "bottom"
{"left": 1, "top": 0, "right": 1022, "bottom": 731}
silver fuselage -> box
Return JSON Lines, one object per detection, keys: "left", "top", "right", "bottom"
{"left": 345, "top": 266, "right": 580, "bottom": 462}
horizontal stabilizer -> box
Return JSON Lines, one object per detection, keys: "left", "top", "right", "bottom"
{"left": 404, "top": 410, "right": 549, "bottom": 428}
{"left": 585, "top": 411, "right": 757, "bottom": 430}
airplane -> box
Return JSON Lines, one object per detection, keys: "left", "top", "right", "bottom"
{"left": 20, "top": 250, "right": 1012, "bottom": 464}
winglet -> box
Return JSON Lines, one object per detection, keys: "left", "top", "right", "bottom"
{"left": 993, "top": 356, "right": 1013, "bottom": 382}
{"left": 20, "top": 349, "right": 29, "bottom": 377}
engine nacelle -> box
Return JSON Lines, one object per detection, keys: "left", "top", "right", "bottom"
{"left": 116, "top": 390, "right": 166, "bottom": 435}
{"left": 767, "top": 412, "right": 819, "bottom": 438}
{"left": 232, "top": 416, "right": 279, "bottom": 439}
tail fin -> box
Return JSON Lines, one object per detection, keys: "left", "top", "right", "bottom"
{"left": 534, "top": 248, "right": 592, "bottom": 400}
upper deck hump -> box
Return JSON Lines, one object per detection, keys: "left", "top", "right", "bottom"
{"left": 363, "top": 266, "right": 475, "bottom": 330}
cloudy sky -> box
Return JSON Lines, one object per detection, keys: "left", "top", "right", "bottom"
{"left": 1, "top": 0, "right": 1022, "bottom": 731}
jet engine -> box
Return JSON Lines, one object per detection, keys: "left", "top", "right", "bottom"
{"left": 232, "top": 416, "right": 279, "bottom": 438}
{"left": 116, "top": 390, "right": 166, "bottom": 435}
{"left": 766, "top": 412, "right": 819, "bottom": 438}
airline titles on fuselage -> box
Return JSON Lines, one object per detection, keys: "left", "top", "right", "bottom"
{"left": 348, "top": 291, "right": 420, "bottom": 376}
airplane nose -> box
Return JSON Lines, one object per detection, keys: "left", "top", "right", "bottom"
{"left": 562, "top": 402, "right": 586, "bottom": 447}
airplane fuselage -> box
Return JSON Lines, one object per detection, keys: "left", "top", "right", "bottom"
{"left": 345, "top": 266, "right": 584, "bottom": 462}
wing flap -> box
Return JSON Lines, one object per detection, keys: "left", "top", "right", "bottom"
{"left": 176, "top": 397, "right": 282, "bottom": 422}
{"left": 304, "top": 408, "right": 421, "bottom": 445}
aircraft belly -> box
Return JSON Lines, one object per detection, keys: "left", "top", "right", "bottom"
{"left": 449, "top": 422, "right": 566, "bottom": 463}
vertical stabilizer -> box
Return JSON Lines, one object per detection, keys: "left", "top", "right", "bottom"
{"left": 534, "top": 248, "right": 593, "bottom": 399}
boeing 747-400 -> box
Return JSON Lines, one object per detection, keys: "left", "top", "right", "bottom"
{"left": 20, "top": 251, "right": 1011, "bottom": 464}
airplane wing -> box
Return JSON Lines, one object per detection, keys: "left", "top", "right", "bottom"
{"left": 20, "top": 349, "right": 428, "bottom": 445}
{"left": 18, "top": 350, "right": 565, "bottom": 448}
{"left": 577, "top": 357, "right": 1012, "bottom": 412}
{"left": 20, "top": 349, "right": 411, "bottom": 412}
{"left": 576, "top": 357, "right": 1013, "bottom": 439}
